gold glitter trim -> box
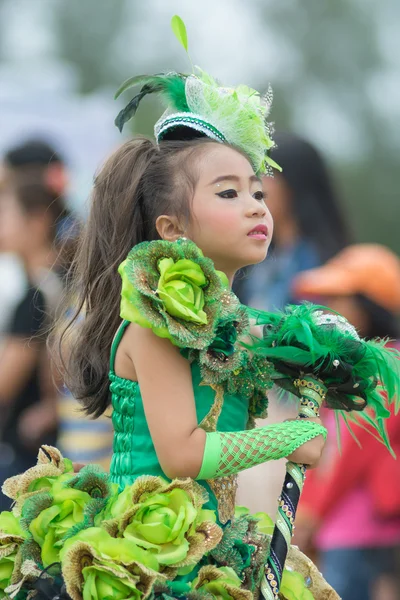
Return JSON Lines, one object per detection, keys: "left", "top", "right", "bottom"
{"left": 207, "top": 474, "right": 238, "bottom": 524}
{"left": 199, "top": 384, "right": 237, "bottom": 523}
{"left": 199, "top": 384, "right": 224, "bottom": 433}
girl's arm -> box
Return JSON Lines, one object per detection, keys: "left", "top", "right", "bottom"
{"left": 126, "top": 325, "right": 327, "bottom": 480}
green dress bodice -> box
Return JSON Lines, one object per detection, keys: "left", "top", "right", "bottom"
{"left": 109, "top": 320, "right": 249, "bottom": 515}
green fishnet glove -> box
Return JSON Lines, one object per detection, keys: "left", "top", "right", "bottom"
{"left": 196, "top": 420, "right": 327, "bottom": 480}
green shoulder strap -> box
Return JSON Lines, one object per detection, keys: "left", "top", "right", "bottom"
{"left": 109, "top": 320, "right": 130, "bottom": 373}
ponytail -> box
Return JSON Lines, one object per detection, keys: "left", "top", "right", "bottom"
{"left": 54, "top": 136, "right": 217, "bottom": 416}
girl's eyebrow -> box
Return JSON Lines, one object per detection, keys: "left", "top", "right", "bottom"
{"left": 209, "top": 174, "right": 262, "bottom": 185}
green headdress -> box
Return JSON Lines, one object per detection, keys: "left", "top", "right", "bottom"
{"left": 114, "top": 16, "right": 281, "bottom": 176}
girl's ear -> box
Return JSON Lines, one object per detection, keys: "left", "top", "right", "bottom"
{"left": 155, "top": 214, "right": 185, "bottom": 241}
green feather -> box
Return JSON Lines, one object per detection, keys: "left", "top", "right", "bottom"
{"left": 334, "top": 412, "right": 342, "bottom": 454}
{"left": 246, "top": 302, "right": 400, "bottom": 452}
{"left": 114, "top": 73, "right": 189, "bottom": 132}
{"left": 171, "top": 15, "right": 188, "bottom": 53}
{"left": 162, "top": 75, "right": 189, "bottom": 112}
{"left": 114, "top": 73, "right": 165, "bottom": 100}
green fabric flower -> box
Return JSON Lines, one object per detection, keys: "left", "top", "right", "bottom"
{"left": 150, "top": 579, "right": 192, "bottom": 600}
{"left": 98, "top": 484, "right": 133, "bottom": 523}
{"left": 280, "top": 569, "right": 314, "bottom": 600}
{"left": 2, "top": 446, "right": 74, "bottom": 511}
{"left": 0, "top": 555, "right": 15, "bottom": 597}
{"left": 252, "top": 512, "right": 274, "bottom": 536}
{"left": 61, "top": 527, "right": 159, "bottom": 572}
{"left": 26, "top": 465, "right": 114, "bottom": 567}
{"left": 82, "top": 562, "right": 142, "bottom": 600}
{"left": 157, "top": 258, "right": 207, "bottom": 325}
{"left": 233, "top": 506, "right": 250, "bottom": 519}
{"left": 0, "top": 511, "right": 27, "bottom": 596}
{"left": 192, "top": 565, "right": 252, "bottom": 600}
{"left": 118, "top": 239, "right": 237, "bottom": 350}
{"left": 123, "top": 488, "right": 198, "bottom": 565}
{"left": 28, "top": 476, "right": 93, "bottom": 566}
{"left": 61, "top": 533, "right": 160, "bottom": 600}
{"left": 210, "top": 512, "right": 269, "bottom": 592}
{"left": 208, "top": 321, "right": 238, "bottom": 357}
{"left": 106, "top": 477, "right": 222, "bottom": 569}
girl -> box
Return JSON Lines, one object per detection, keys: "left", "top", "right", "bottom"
{"left": 2, "top": 32, "right": 398, "bottom": 600}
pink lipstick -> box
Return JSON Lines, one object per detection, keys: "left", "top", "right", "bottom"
{"left": 247, "top": 224, "right": 268, "bottom": 240}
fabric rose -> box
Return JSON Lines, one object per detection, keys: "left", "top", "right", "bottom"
{"left": 61, "top": 530, "right": 161, "bottom": 600}
{"left": 253, "top": 511, "right": 274, "bottom": 536}
{"left": 97, "top": 484, "right": 132, "bottom": 524}
{"left": 61, "top": 527, "right": 159, "bottom": 572}
{"left": 2, "top": 446, "right": 73, "bottom": 513}
{"left": 208, "top": 321, "right": 238, "bottom": 357}
{"left": 28, "top": 482, "right": 91, "bottom": 566}
{"left": 0, "top": 511, "right": 27, "bottom": 596}
{"left": 118, "top": 239, "right": 236, "bottom": 350}
{"left": 280, "top": 569, "right": 314, "bottom": 600}
{"left": 210, "top": 511, "right": 269, "bottom": 592}
{"left": 157, "top": 258, "right": 207, "bottom": 324}
{"left": 191, "top": 566, "right": 252, "bottom": 600}
{"left": 106, "top": 477, "right": 222, "bottom": 569}
{"left": 28, "top": 466, "right": 112, "bottom": 567}
{"left": 233, "top": 505, "right": 275, "bottom": 535}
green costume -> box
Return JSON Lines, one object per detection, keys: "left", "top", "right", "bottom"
{"left": 2, "top": 18, "right": 399, "bottom": 600}
{"left": 1, "top": 238, "right": 398, "bottom": 600}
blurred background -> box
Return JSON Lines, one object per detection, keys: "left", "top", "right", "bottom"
{"left": 0, "top": 0, "right": 399, "bottom": 245}
{"left": 0, "top": 2, "right": 399, "bottom": 599}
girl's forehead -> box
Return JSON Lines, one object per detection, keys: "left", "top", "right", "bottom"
{"left": 198, "top": 144, "right": 255, "bottom": 181}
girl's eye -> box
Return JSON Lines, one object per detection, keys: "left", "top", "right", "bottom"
{"left": 253, "top": 190, "right": 265, "bottom": 201}
{"left": 216, "top": 189, "right": 238, "bottom": 199}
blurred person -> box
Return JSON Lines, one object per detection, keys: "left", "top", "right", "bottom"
{"left": 292, "top": 244, "right": 400, "bottom": 600}
{"left": 236, "top": 131, "right": 350, "bottom": 310}
{"left": 3, "top": 138, "right": 76, "bottom": 276}
{"left": 0, "top": 139, "right": 70, "bottom": 334}
{"left": 3, "top": 139, "right": 114, "bottom": 473}
{"left": 0, "top": 172, "right": 65, "bottom": 509}
{"left": 4, "top": 138, "right": 69, "bottom": 198}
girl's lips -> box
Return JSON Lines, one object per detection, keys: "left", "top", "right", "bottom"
{"left": 247, "top": 224, "right": 268, "bottom": 240}
{"left": 248, "top": 233, "right": 268, "bottom": 240}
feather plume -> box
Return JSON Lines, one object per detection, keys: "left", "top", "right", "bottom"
{"left": 246, "top": 303, "right": 400, "bottom": 451}
{"left": 115, "top": 72, "right": 188, "bottom": 132}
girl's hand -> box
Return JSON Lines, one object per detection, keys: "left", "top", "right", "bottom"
{"left": 286, "top": 417, "right": 326, "bottom": 468}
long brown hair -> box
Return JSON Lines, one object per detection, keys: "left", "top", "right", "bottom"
{"left": 55, "top": 136, "right": 218, "bottom": 417}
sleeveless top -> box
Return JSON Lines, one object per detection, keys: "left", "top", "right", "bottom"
{"left": 109, "top": 319, "right": 250, "bottom": 518}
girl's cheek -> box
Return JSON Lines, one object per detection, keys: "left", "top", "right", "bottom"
{"left": 200, "top": 206, "right": 242, "bottom": 233}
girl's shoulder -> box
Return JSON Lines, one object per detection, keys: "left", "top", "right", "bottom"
{"left": 118, "top": 238, "right": 242, "bottom": 351}
{"left": 117, "top": 239, "right": 273, "bottom": 416}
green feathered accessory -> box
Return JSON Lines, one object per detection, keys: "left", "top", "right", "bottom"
{"left": 246, "top": 303, "right": 400, "bottom": 453}
{"left": 114, "top": 17, "right": 280, "bottom": 176}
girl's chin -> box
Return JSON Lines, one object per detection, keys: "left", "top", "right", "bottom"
{"left": 242, "top": 247, "right": 269, "bottom": 267}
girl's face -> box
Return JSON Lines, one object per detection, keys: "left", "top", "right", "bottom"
{"left": 185, "top": 145, "right": 273, "bottom": 280}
